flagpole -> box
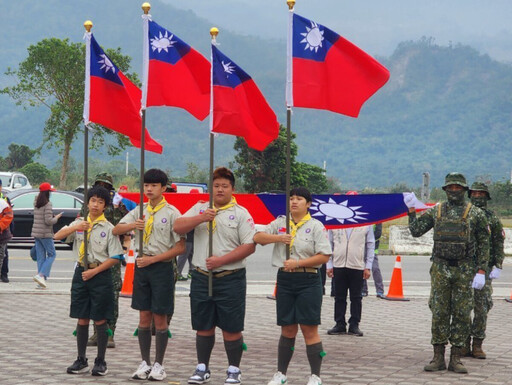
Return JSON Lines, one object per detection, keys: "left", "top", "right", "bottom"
{"left": 82, "top": 20, "right": 94, "bottom": 271}
{"left": 207, "top": 27, "right": 219, "bottom": 297}
{"left": 285, "top": 0, "right": 295, "bottom": 260}
{"left": 138, "top": 2, "right": 151, "bottom": 257}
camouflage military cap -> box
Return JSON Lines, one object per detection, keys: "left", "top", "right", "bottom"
{"left": 94, "top": 172, "right": 114, "bottom": 187}
{"left": 469, "top": 181, "right": 491, "bottom": 200}
{"left": 442, "top": 172, "right": 468, "bottom": 189}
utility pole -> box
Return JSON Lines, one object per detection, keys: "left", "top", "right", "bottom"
{"left": 125, "top": 152, "right": 129, "bottom": 176}
{"left": 421, "top": 172, "right": 430, "bottom": 201}
{"left": 323, "top": 160, "right": 327, "bottom": 176}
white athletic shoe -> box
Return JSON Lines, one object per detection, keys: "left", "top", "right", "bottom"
{"left": 306, "top": 374, "right": 322, "bottom": 385}
{"left": 188, "top": 363, "right": 211, "bottom": 384}
{"left": 267, "top": 371, "right": 288, "bottom": 385}
{"left": 33, "top": 274, "right": 47, "bottom": 288}
{"left": 224, "top": 365, "right": 241, "bottom": 384}
{"left": 148, "top": 362, "right": 167, "bottom": 381}
{"left": 131, "top": 360, "right": 152, "bottom": 380}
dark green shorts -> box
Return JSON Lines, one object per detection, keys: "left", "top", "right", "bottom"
{"left": 190, "top": 268, "right": 246, "bottom": 333}
{"left": 70, "top": 266, "right": 114, "bottom": 321}
{"left": 131, "top": 261, "right": 175, "bottom": 315}
{"left": 276, "top": 269, "right": 322, "bottom": 326}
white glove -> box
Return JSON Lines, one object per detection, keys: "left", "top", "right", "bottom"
{"left": 472, "top": 273, "right": 486, "bottom": 290}
{"left": 112, "top": 193, "right": 123, "bottom": 206}
{"left": 489, "top": 267, "right": 501, "bottom": 280}
{"left": 403, "top": 192, "right": 429, "bottom": 209}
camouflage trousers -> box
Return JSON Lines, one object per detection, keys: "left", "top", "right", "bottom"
{"left": 429, "top": 260, "right": 473, "bottom": 347}
{"left": 108, "top": 263, "right": 122, "bottom": 333}
{"left": 471, "top": 277, "right": 493, "bottom": 340}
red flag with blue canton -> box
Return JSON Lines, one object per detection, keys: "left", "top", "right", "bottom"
{"left": 144, "top": 19, "right": 210, "bottom": 120}
{"left": 290, "top": 13, "right": 390, "bottom": 117}
{"left": 85, "top": 34, "right": 163, "bottom": 154}
{"left": 211, "top": 44, "right": 279, "bottom": 151}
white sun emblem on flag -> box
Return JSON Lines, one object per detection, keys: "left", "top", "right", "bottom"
{"left": 310, "top": 198, "right": 368, "bottom": 224}
{"left": 300, "top": 21, "right": 324, "bottom": 52}
{"left": 150, "top": 31, "right": 176, "bottom": 53}
{"left": 98, "top": 54, "right": 115, "bottom": 74}
{"left": 222, "top": 61, "right": 236, "bottom": 75}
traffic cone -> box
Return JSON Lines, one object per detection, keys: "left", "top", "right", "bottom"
{"left": 505, "top": 290, "right": 512, "bottom": 303}
{"left": 120, "top": 249, "right": 136, "bottom": 298}
{"left": 267, "top": 281, "right": 277, "bottom": 300}
{"left": 383, "top": 255, "right": 410, "bottom": 301}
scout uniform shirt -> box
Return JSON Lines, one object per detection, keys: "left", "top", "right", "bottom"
{"left": 67, "top": 217, "right": 124, "bottom": 264}
{"left": 183, "top": 201, "right": 256, "bottom": 272}
{"left": 264, "top": 215, "right": 332, "bottom": 268}
{"left": 120, "top": 202, "right": 182, "bottom": 259}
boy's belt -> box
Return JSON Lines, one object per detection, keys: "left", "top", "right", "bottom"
{"left": 79, "top": 262, "right": 101, "bottom": 269}
{"left": 279, "top": 267, "right": 318, "bottom": 273}
{"left": 196, "top": 267, "right": 241, "bottom": 278}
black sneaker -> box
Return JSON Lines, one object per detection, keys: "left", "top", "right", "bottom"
{"left": 327, "top": 324, "right": 346, "bottom": 335}
{"left": 348, "top": 326, "right": 364, "bottom": 337}
{"left": 91, "top": 357, "right": 108, "bottom": 376}
{"left": 67, "top": 356, "right": 89, "bottom": 374}
{"left": 0, "top": 275, "right": 9, "bottom": 283}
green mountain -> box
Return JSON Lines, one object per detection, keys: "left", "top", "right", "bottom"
{"left": 1, "top": 1, "right": 512, "bottom": 189}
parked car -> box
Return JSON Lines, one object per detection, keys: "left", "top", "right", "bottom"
{"left": 0, "top": 172, "right": 32, "bottom": 193}
{"left": 6, "top": 189, "right": 84, "bottom": 245}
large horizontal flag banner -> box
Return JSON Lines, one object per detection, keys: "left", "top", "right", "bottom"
{"left": 84, "top": 33, "right": 163, "bottom": 154}
{"left": 121, "top": 192, "right": 429, "bottom": 229}
{"left": 142, "top": 18, "right": 210, "bottom": 121}
{"left": 288, "top": 13, "right": 390, "bottom": 117}
{"left": 211, "top": 44, "right": 279, "bottom": 151}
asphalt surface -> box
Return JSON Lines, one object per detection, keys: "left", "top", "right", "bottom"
{"left": 1, "top": 245, "right": 512, "bottom": 384}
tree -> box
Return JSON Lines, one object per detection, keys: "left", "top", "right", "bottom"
{"left": 232, "top": 125, "right": 328, "bottom": 193}
{"left": 1, "top": 38, "right": 135, "bottom": 188}
{"left": 4, "top": 143, "right": 37, "bottom": 170}
{"left": 19, "top": 162, "right": 50, "bottom": 184}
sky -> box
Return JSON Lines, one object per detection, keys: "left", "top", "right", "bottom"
{"left": 165, "top": 0, "right": 512, "bottom": 62}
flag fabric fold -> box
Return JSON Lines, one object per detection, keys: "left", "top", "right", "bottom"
{"left": 142, "top": 18, "right": 210, "bottom": 121}
{"left": 211, "top": 44, "right": 279, "bottom": 151}
{"left": 287, "top": 13, "right": 390, "bottom": 117}
{"left": 83, "top": 33, "right": 163, "bottom": 154}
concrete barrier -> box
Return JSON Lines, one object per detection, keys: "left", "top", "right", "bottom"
{"left": 389, "top": 225, "right": 512, "bottom": 255}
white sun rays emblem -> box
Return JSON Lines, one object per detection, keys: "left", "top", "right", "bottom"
{"left": 98, "top": 54, "right": 115, "bottom": 74}
{"left": 300, "top": 21, "right": 325, "bottom": 52}
{"left": 150, "top": 30, "right": 177, "bottom": 53}
{"left": 310, "top": 198, "right": 369, "bottom": 224}
{"left": 222, "top": 60, "right": 236, "bottom": 75}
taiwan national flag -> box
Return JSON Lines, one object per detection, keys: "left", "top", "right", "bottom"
{"left": 211, "top": 44, "right": 279, "bottom": 151}
{"left": 288, "top": 13, "right": 390, "bottom": 117}
{"left": 143, "top": 19, "right": 210, "bottom": 121}
{"left": 84, "top": 34, "right": 163, "bottom": 154}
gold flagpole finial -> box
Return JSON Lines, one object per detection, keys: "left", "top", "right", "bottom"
{"left": 210, "top": 27, "right": 219, "bottom": 39}
{"left": 287, "top": 0, "right": 295, "bottom": 10}
{"left": 84, "top": 20, "right": 93, "bottom": 32}
{"left": 142, "top": 2, "right": 151, "bottom": 14}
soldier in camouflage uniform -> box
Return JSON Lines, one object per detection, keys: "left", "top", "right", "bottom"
{"left": 465, "top": 182, "right": 504, "bottom": 359}
{"left": 407, "top": 172, "right": 489, "bottom": 374}
{"left": 83, "top": 173, "right": 129, "bottom": 348}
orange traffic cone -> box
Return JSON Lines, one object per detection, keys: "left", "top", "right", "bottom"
{"left": 120, "top": 249, "right": 136, "bottom": 298}
{"left": 505, "top": 290, "right": 512, "bottom": 303}
{"left": 267, "top": 281, "right": 277, "bottom": 300}
{"left": 383, "top": 255, "right": 410, "bottom": 301}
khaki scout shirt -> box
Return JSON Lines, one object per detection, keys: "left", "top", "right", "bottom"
{"left": 120, "top": 203, "right": 183, "bottom": 259}
{"left": 183, "top": 201, "right": 256, "bottom": 272}
{"left": 263, "top": 215, "right": 332, "bottom": 268}
{"left": 67, "top": 217, "right": 124, "bottom": 264}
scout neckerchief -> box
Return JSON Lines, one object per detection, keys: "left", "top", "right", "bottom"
{"left": 143, "top": 198, "right": 167, "bottom": 245}
{"left": 289, "top": 213, "right": 312, "bottom": 248}
{"left": 210, "top": 196, "right": 237, "bottom": 233}
{"left": 78, "top": 214, "right": 107, "bottom": 264}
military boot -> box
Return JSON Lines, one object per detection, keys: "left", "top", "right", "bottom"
{"left": 448, "top": 346, "right": 468, "bottom": 373}
{"left": 472, "top": 338, "right": 486, "bottom": 359}
{"left": 107, "top": 335, "right": 116, "bottom": 348}
{"left": 424, "top": 344, "right": 447, "bottom": 371}
{"left": 461, "top": 336, "right": 472, "bottom": 357}
{"left": 87, "top": 329, "right": 98, "bottom": 347}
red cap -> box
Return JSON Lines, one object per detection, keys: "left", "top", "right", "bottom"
{"left": 39, "top": 182, "right": 54, "bottom": 192}
{"left": 346, "top": 190, "right": 358, "bottom": 195}
{"left": 119, "top": 185, "right": 128, "bottom": 191}
{"left": 189, "top": 188, "right": 200, "bottom": 194}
